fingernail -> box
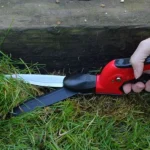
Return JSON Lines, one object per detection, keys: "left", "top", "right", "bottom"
{"left": 134, "top": 69, "right": 140, "bottom": 79}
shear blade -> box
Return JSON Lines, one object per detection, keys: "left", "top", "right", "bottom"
{"left": 5, "top": 74, "right": 65, "bottom": 87}
{"left": 12, "top": 88, "right": 78, "bottom": 116}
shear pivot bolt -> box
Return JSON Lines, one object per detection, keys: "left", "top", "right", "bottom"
{"left": 116, "top": 77, "right": 121, "bottom": 82}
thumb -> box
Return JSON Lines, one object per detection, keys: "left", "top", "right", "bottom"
{"left": 130, "top": 59, "right": 144, "bottom": 79}
{"left": 130, "top": 40, "right": 150, "bottom": 79}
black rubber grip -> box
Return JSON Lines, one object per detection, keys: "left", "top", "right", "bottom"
{"left": 115, "top": 56, "right": 150, "bottom": 68}
{"left": 63, "top": 74, "right": 96, "bottom": 93}
{"left": 127, "top": 73, "right": 150, "bottom": 84}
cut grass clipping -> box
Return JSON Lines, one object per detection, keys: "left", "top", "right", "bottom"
{"left": 1, "top": 51, "right": 150, "bottom": 149}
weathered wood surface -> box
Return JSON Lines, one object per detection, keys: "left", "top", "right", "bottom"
{"left": 0, "top": 0, "right": 150, "bottom": 73}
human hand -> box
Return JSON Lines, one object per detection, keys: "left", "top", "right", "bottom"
{"left": 123, "top": 38, "right": 150, "bottom": 94}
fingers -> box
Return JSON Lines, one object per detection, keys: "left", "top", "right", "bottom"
{"left": 123, "top": 38, "right": 150, "bottom": 94}
{"left": 131, "top": 82, "right": 145, "bottom": 93}
{"left": 122, "top": 83, "right": 132, "bottom": 94}
{"left": 123, "top": 82, "right": 145, "bottom": 94}
{"left": 145, "top": 80, "right": 150, "bottom": 92}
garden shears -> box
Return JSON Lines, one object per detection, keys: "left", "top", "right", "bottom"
{"left": 7, "top": 57, "right": 150, "bottom": 116}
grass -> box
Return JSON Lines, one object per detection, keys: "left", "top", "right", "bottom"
{"left": 0, "top": 52, "right": 150, "bottom": 149}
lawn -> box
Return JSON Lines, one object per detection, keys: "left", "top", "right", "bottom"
{"left": 0, "top": 52, "right": 150, "bottom": 150}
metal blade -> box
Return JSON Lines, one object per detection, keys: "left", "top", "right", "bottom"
{"left": 5, "top": 74, "right": 65, "bottom": 87}
{"left": 12, "top": 88, "right": 77, "bottom": 116}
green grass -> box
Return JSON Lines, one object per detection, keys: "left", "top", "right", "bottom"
{"left": 0, "top": 52, "right": 150, "bottom": 149}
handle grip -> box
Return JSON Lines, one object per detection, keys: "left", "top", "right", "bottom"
{"left": 96, "top": 57, "right": 150, "bottom": 95}
{"left": 125, "top": 73, "right": 150, "bottom": 84}
{"left": 119, "top": 73, "right": 150, "bottom": 93}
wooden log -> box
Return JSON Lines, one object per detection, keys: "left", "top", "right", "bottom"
{"left": 0, "top": 0, "right": 150, "bottom": 73}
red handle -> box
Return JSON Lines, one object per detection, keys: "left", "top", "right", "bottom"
{"left": 96, "top": 57, "right": 150, "bottom": 95}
